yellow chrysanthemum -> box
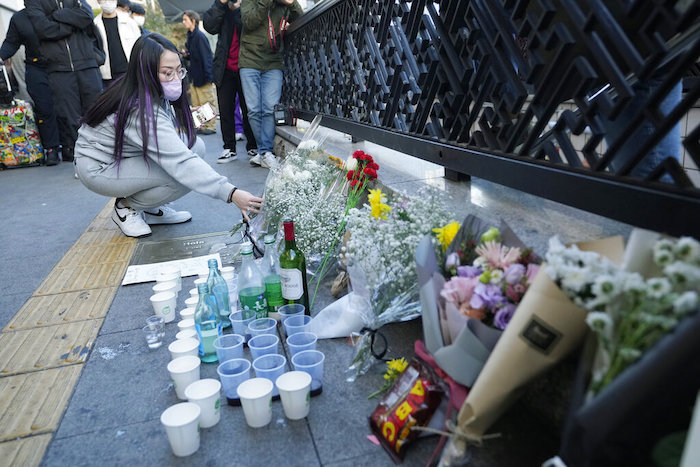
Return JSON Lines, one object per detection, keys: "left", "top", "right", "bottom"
{"left": 387, "top": 357, "right": 409, "bottom": 375}
{"left": 433, "top": 221, "right": 461, "bottom": 252}
{"left": 327, "top": 154, "right": 344, "bottom": 168}
{"left": 368, "top": 188, "right": 392, "bottom": 219}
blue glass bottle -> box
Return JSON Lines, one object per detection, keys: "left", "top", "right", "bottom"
{"left": 207, "top": 259, "right": 231, "bottom": 328}
{"left": 194, "top": 283, "right": 221, "bottom": 363}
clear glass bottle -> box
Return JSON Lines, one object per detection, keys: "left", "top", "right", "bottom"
{"left": 194, "top": 282, "right": 221, "bottom": 363}
{"left": 237, "top": 241, "right": 268, "bottom": 319}
{"left": 206, "top": 258, "right": 231, "bottom": 328}
{"left": 279, "top": 219, "right": 310, "bottom": 313}
{"left": 260, "top": 233, "right": 284, "bottom": 319}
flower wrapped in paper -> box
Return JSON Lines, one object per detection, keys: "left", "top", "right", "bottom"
{"left": 416, "top": 214, "right": 540, "bottom": 388}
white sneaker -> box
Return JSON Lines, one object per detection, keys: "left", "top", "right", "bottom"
{"left": 235, "top": 133, "right": 244, "bottom": 141}
{"left": 260, "top": 152, "right": 279, "bottom": 170}
{"left": 250, "top": 154, "right": 262, "bottom": 166}
{"left": 217, "top": 148, "right": 238, "bottom": 164}
{"left": 143, "top": 205, "right": 192, "bottom": 225}
{"left": 112, "top": 200, "right": 151, "bottom": 237}
{"left": 247, "top": 149, "right": 257, "bottom": 158}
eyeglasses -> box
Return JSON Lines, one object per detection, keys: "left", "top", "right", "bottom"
{"left": 159, "top": 68, "right": 187, "bottom": 82}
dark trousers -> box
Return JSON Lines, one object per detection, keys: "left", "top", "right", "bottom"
{"left": 217, "top": 68, "right": 256, "bottom": 152}
{"left": 48, "top": 67, "right": 103, "bottom": 149}
{"left": 25, "top": 63, "right": 60, "bottom": 149}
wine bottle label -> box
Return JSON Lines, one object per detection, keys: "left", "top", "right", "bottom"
{"left": 280, "top": 268, "right": 304, "bottom": 300}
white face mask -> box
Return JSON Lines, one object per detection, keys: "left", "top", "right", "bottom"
{"left": 100, "top": 1, "right": 117, "bottom": 14}
{"left": 133, "top": 16, "right": 145, "bottom": 27}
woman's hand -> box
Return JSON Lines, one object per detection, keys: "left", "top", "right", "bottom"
{"left": 231, "top": 189, "right": 263, "bottom": 223}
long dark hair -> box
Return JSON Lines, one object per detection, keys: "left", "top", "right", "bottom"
{"left": 81, "top": 33, "right": 196, "bottom": 163}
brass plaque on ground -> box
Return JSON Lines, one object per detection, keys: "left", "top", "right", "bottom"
{"left": 130, "top": 231, "right": 242, "bottom": 265}
{"left": 0, "top": 366, "right": 81, "bottom": 440}
{"left": 33, "top": 262, "right": 129, "bottom": 295}
{"left": 0, "top": 320, "right": 101, "bottom": 375}
{"left": 5, "top": 288, "right": 116, "bottom": 331}
{"left": 0, "top": 434, "right": 51, "bottom": 466}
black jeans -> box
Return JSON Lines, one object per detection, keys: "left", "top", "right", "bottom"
{"left": 217, "top": 68, "right": 256, "bottom": 152}
{"left": 48, "top": 67, "right": 102, "bottom": 150}
{"left": 25, "top": 63, "right": 60, "bottom": 149}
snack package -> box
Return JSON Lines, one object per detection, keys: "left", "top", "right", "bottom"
{"left": 369, "top": 358, "right": 445, "bottom": 463}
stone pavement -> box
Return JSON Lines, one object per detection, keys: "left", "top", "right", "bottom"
{"left": 0, "top": 121, "right": 633, "bottom": 466}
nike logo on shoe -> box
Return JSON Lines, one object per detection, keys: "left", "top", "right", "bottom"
{"left": 116, "top": 208, "right": 127, "bottom": 223}
{"left": 146, "top": 210, "right": 164, "bottom": 217}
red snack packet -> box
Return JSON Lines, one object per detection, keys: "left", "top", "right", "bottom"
{"left": 369, "top": 358, "right": 445, "bottom": 463}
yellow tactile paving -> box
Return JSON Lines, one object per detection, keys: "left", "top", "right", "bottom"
{"left": 56, "top": 242, "right": 136, "bottom": 268}
{"left": 0, "top": 199, "right": 136, "bottom": 459}
{"left": 0, "top": 434, "right": 52, "bottom": 467}
{"left": 0, "top": 366, "right": 82, "bottom": 441}
{"left": 4, "top": 288, "right": 117, "bottom": 331}
{"left": 33, "top": 262, "right": 130, "bottom": 296}
{"left": 0, "top": 320, "right": 101, "bottom": 375}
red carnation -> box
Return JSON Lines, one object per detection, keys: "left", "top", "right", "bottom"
{"left": 363, "top": 167, "right": 377, "bottom": 180}
{"left": 368, "top": 162, "right": 379, "bottom": 170}
{"left": 346, "top": 170, "right": 355, "bottom": 181}
{"left": 353, "top": 150, "right": 365, "bottom": 158}
{"left": 349, "top": 179, "right": 359, "bottom": 188}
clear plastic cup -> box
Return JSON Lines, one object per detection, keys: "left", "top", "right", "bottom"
{"left": 217, "top": 358, "right": 251, "bottom": 405}
{"left": 252, "top": 353, "right": 287, "bottom": 397}
{"left": 286, "top": 332, "right": 317, "bottom": 358}
{"left": 278, "top": 304, "right": 305, "bottom": 324}
{"left": 160, "top": 402, "right": 200, "bottom": 457}
{"left": 229, "top": 310, "right": 254, "bottom": 342}
{"left": 142, "top": 325, "right": 163, "bottom": 349}
{"left": 145, "top": 315, "right": 165, "bottom": 339}
{"left": 248, "top": 317, "right": 277, "bottom": 337}
{"left": 212, "top": 334, "right": 244, "bottom": 363}
{"left": 248, "top": 334, "right": 280, "bottom": 360}
{"left": 292, "top": 349, "right": 325, "bottom": 396}
{"left": 283, "top": 314, "right": 311, "bottom": 336}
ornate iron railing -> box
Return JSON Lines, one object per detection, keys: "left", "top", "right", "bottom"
{"left": 281, "top": 0, "right": 700, "bottom": 236}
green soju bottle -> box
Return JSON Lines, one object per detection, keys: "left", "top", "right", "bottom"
{"left": 279, "top": 219, "right": 309, "bottom": 313}
{"left": 237, "top": 241, "right": 268, "bottom": 319}
{"left": 206, "top": 258, "right": 231, "bottom": 328}
{"left": 194, "top": 283, "right": 221, "bottom": 363}
{"left": 261, "top": 233, "right": 284, "bottom": 320}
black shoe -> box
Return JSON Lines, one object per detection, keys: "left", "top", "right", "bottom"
{"left": 197, "top": 128, "right": 215, "bottom": 135}
{"left": 62, "top": 147, "right": 74, "bottom": 162}
{"left": 45, "top": 147, "right": 60, "bottom": 166}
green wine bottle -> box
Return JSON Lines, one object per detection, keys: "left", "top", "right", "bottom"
{"left": 279, "top": 219, "right": 310, "bottom": 313}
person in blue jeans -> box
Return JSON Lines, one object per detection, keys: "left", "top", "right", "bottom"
{"left": 239, "top": 0, "right": 303, "bottom": 168}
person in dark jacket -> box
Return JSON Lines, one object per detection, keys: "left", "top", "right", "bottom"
{"left": 182, "top": 10, "right": 217, "bottom": 136}
{"left": 0, "top": 9, "right": 62, "bottom": 165}
{"left": 203, "top": 0, "right": 257, "bottom": 163}
{"left": 25, "top": 0, "right": 103, "bottom": 162}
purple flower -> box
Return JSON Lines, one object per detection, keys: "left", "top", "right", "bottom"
{"left": 504, "top": 263, "right": 526, "bottom": 284}
{"left": 469, "top": 283, "right": 505, "bottom": 310}
{"left": 445, "top": 252, "right": 460, "bottom": 269}
{"left": 458, "top": 265, "right": 482, "bottom": 278}
{"left": 494, "top": 304, "right": 516, "bottom": 330}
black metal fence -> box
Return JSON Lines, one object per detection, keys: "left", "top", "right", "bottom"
{"left": 281, "top": 0, "right": 700, "bottom": 237}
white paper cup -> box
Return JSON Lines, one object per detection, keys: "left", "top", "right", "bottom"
{"left": 168, "top": 338, "right": 199, "bottom": 360}
{"left": 221, "top": 266, "right": 236, "bottom": 280}
{"left": 176, "top": 329, "right": 199, "bottom": 341}
{"left": 161, "top": 402, "right": 200, "bottom": 457}
{"left": 194, "top": 277, "right": 207, "bottom": 286}
{"left": 185, "top": 378, "right": 222, "bottom": 428}
{"left": 150, "top": 291, "right": 177, "bottom": 323}
{"left": 157, "top": 269, "right": 182, "bottom": 293}
{"left": 189, "top": 288, "right": 199, "bottom": 299}
{"left": 177, "top": 319, "right": 195, "bottom": 333}
{"left": 167, "top": 355, "right": 201, "bottom": 400}
{"left": 237, "top": 377, "right": 274, "bottom": 428}
{"left": 153, "top": 281, "right": 179, "bottom": 299}
{"left": 276, "top": 371, "right": 312, "bottom": 420}
{"left": 184, "top": 296, "right": 199, "bottom": 309}
{"left": 180, "top": 307, "right": 195, "bottom": 320}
